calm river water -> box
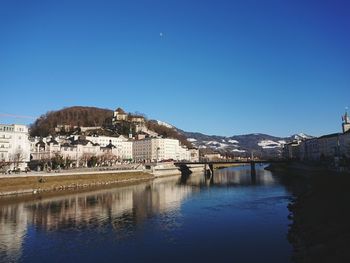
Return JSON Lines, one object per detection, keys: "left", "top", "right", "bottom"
{"left": 0, "top": 166, "right": 292, "bottom": 263}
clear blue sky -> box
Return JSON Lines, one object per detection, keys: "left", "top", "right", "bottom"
{"left": 1, "top": 0, "right": 349, "bottom": 137}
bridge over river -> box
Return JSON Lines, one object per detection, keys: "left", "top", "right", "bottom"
{"left": 175, "top": 160, "right": 285, "bottom": 177}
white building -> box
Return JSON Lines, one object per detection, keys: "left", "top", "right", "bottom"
{"left": 30, "top": 134, "right": 134, "bottom": 167}
{"left": 290, "top": 110, "right": 350, "bottom": 162}
{"left": 0, "top": 124, "right": 30, "bottom": 170}
{"left": 133, "top": 138, "right": 192, "bottom": 162}
{"left": 61, "top": 140, "right": 101, "bottom": 167}
{"left": 84, "top": 135, "right": 121, "bottom": 147}
{"left": 85, "top": 135, "right": 133, "bottom": 160}
{"left": 189, "top": 148, "right": 200, "bottom": 162}
{"left": 112, "top": 107, "right": 128, "bottom": 123}
{"left": 30, "top": 138, "right": 61, "bottom": 161}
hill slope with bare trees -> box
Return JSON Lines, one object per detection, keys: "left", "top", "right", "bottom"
{"left": 30, "top": 106, "right": 113, "bottom": 137}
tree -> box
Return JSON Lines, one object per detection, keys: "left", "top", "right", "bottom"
{"left": 51, "top": 153, "right": 65, "bottom": 169}
{"left": 80, "top": 153, "right": 93, "bottom": 167}
{"left": 64, "top": 156, "right": 73, "bottom": 168}
{"left": 0, "top": 158, "right": 9, "bottom": 172}
{"left": 133, "top": 111, "right": 147, "bottom": 119}
{"left": 98, "top": 152, "right": 117, "bottom": 166}
{"left": 11, "top": 149, "right": 25, "bottom": 170}
{"left": 30, "top": 106, "right": 113, "bottom": 137}
{"left": 87, "top": 156, "right": 98, "bottom": 167}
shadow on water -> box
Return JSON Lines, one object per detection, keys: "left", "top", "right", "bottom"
{"left": 274, "top": 169, "right": 350, "bottom": 263}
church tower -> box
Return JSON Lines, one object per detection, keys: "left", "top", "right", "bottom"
{"left": 129, "top": 127, "right": 133, "bottom": 139}
{"left": 342, "top": 108, "right": 350, "bottom": 133}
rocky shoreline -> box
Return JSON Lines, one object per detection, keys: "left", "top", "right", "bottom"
{"left": 272, "top": 166, "right": 350, "bottom": 262}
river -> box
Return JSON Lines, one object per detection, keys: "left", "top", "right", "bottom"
{"left": 0, "top": 166, "right": 292, "bottom": 263}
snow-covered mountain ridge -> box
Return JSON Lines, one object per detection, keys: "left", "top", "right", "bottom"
{"left": 181, "top": 130, "right": 313, "bottom": 158}
{"left": 154, "top": 120, "right": 313, "bottom": 158}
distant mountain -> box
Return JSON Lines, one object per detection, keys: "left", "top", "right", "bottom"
{"left": 178, "top": 130, "right": 313, "bottom": 158}
{"left": 292, "top": 133, "right": 313, "bottom": 140}
{"left": 156, "top": 120, "right": 174, "bottom": 129}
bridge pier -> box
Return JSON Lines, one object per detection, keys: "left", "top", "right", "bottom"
{"left": 250, "top": 161, "right": 256, "bottom": 183}
{"left": 204, "top": 163, "right": 214, "bottom": 176}
{"left": 209, "top": 164, "right": 214, "bottom": 176}
{"left": 250, "top": 162, "right": 256, "bottom": 174}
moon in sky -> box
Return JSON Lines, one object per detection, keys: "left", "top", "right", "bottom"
{"left": 159, "top": 32, "right": 164, "bottom": 37}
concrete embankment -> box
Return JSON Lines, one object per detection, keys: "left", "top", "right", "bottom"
{"left": 0, "top": 170, "right": 153, "bottom": 197}
{"left": 0, "top": 164, "right": 206, "bottom": 198}
{"left": 152, "top": 165, "right": 182, "bottom": 177}
{"left": 152, "top": 164, "right": 205, "bottom": 177}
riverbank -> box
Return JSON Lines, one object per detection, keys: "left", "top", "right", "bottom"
{"left": 0, "top": 171, "right": 153, "bottom": 197}
{"left": 275, "top": 169, "right": 350, "bottom": 262}
{"left": 266, "top": 161, "right": 350, "bottom": 175}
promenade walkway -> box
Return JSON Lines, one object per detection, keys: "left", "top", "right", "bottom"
{"left": 0, "top": 164, "right": 145, "bottom": 179}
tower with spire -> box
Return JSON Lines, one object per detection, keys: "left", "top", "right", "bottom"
{"left": 129, "top": 126, "right": 133, "bottom": 139}
{"left": 342, "top": 107, "right": 350, "bottom": 133}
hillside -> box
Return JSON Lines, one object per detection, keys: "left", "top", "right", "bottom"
{"left": 29, "top": 107, "right": 193, "bottom": 148}
{"left": 146, "top": 120, "right": 192, "bottom": 148}
{"left": 179, "top": 130, "right": 313, "bottom": 158}
{"left": 30, "top": 106, "right": 113, "bottom": 137}
{"left": 29, "top": 106, "right": 312, "bottom": 157}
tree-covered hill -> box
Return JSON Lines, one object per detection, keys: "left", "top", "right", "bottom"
{"left": 29, "top": 106, "right": 193, "bottom": 148}
{"left": 30, "top": 106, "right": 113, "bottom": 137}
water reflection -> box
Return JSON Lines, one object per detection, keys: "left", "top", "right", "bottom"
{"left": 182, "top": 165, "right": 276, "bottom": 187}
{"left": 0, "top": 203, "right": 27, "bottom": 262}
{"left": 0, "top": 176, "right": 195, "bottom": 261}
{"left": 0, "top": 166, "right": 290, "bottom": 263}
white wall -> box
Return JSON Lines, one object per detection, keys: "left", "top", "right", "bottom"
{"left": 0, "top": 124, "right": 30, "bottom": 170}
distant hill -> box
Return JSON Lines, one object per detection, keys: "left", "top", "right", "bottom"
{"left": 146, "top": 120, "right": 192, "bottom": 148}
{"left": 178, "top": 130, "right": 313, "bottom": 158}
{"left": 30, "top": 106, "right": 113, "bottom": 137}
{"left": 29, "top": 107, "right": 193, "bottom": 148}
{"left": 29, "top": 106, "right": 312, "bottom": 157}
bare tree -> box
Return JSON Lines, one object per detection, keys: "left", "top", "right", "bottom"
{"left": 0, "top": 158, "right": 9, "bottom": 173}
{"left": 50, "top": 153, "right": 65, "bottom": 169}
{"left": 11, "top": 149, "right": 25, "bottom": 170}
{"left": 98, "top": 151, "right": 117, "bottom": 166}
{"left": 80, "top": 153, "right": 93, "bottom": 167}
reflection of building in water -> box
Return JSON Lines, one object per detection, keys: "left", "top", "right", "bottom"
{"left": 213, "top": 168, "right": 276, "bottom": 186}
{"left": 133, "top": 177, "right": 193, "bottom": 224}
{"left": 0, "top": 176, "right": 194, "bottom": 237}
{"left": 17, "top": 177, "right": 194, "bottom": 230}
{"left": 185, "top": 168, "right": 276, "bottom": 187}
{"left": 27, "top": 187, "right": 135, "bottom": 231}
{"left": 151, "top": 177, "right": 193, "bottom": 212}
{"left": 0, "top": 203, "right": 28, "bottom": 262}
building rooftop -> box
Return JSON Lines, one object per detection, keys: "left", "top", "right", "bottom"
{"left": 47, "top": 139, "right": 59, "bottom": 145}
{"left": 115, "top": 107, "right": 126, "bottom": 114}
{"left": 318, "top": 133, "right": 341, "bottom": 139}
{"left": 35, "top": 141, "right": 46, "bottom": 147}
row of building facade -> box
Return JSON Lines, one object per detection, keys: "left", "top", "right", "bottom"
{"left": 283, "top": 111, "right": 350, "bottom": 163}
{"left": 0, "top": 124, "right": 199, "bottom": 170}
